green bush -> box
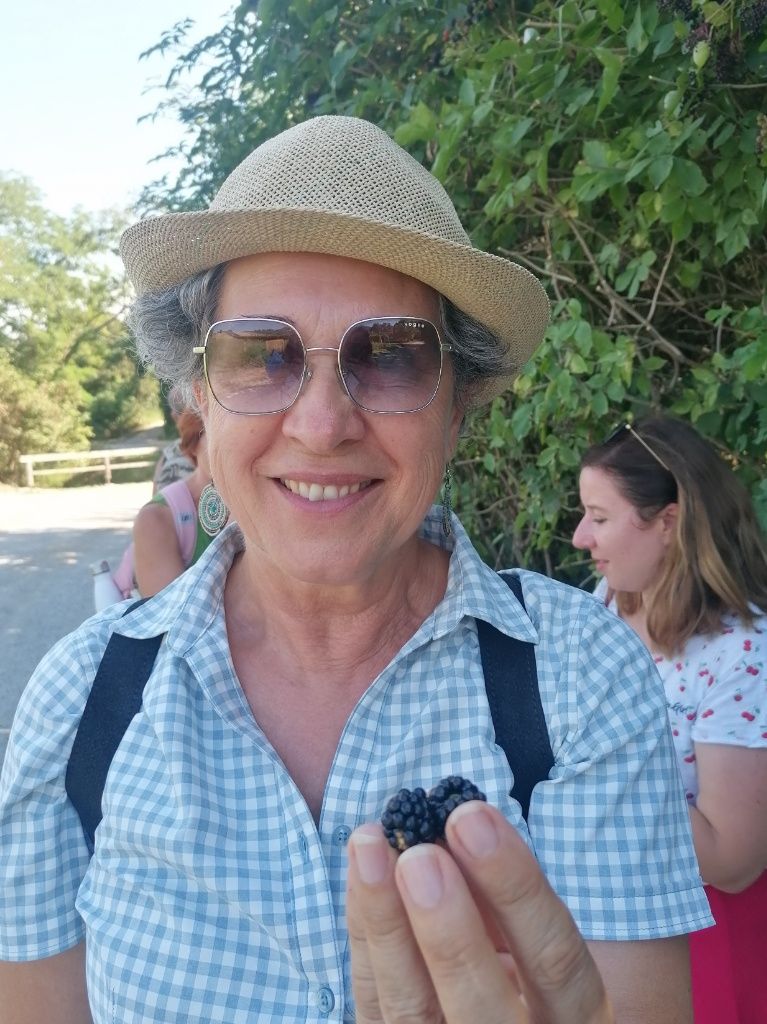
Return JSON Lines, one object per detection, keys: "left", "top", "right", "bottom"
{"left": 141, "top": 0, "right": 767, "bottom": 575}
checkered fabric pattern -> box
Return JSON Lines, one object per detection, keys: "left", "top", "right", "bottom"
{"left": 0, "top": 510, "right": 712, "bottom": 1022}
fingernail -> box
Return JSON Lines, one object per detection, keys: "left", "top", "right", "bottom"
{"left": 397, "top": 845, "right": 444, "bottom": 908}
{"left": 350, "top": 831, "right": 389, "bottom": 885}
{"left": 449, "top": 801, "right": 499, "bottom": 858}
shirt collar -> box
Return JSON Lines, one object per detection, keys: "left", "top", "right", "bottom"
{"left": 111, "top": 523, "right": 243, "bottom": 655}
{"left": 421, "top": 510, "right": 538, "bottom": 645}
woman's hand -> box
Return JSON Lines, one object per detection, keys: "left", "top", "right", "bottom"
{"left": 347, "top": 800, "right": 613, "bottom": 1024}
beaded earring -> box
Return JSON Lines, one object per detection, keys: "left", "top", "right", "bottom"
{"left": 198, "top": 483, "right": 230, "bottom": 537}
{"left": 441, "top": 463, "right": 453, "bottom": 537}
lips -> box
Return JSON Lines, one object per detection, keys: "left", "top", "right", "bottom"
{"left": 281, "top": 478, "right": 372, "bottom": 502}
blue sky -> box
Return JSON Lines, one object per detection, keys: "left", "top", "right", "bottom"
{"left": 1, "top": 0, "right": 234, "bottom": 216}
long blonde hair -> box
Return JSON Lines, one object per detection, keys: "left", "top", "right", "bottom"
{"left": 581, "top": 417, "right": 767, "bottom": 656}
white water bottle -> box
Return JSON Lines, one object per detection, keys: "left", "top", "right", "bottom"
{"left": 90, "top": 560, "right": 123, "bottom": 611}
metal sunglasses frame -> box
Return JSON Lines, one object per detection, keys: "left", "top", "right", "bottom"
{"left": 193, "top": 315, "right": 453, "bottom": 416}
{"left": 604, "top": 421, "right": 673, "bottom": 474}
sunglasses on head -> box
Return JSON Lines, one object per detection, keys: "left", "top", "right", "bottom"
{"left": 193, "top": 316, "right": 452, "bottom": 416}
{"left": 603, "top": 422, "right": 672, "bottom": 474}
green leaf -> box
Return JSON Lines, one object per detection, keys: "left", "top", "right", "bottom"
{"left": 701, "top": 2, "right": 728, "bottom": 28}
{"left": 508, "top": 117, "right": 534, "bottom": 146}
{"left": 591, "top": 390, "right": 609, "bottom": 416}
{"left": 722, "top": 226, "right": 750, "bottom": 262}
{"left": 672, "top": 158, "right": 707, "bottom": 196}
{"left": 459, "top": 78, "right": 476, "bottom": 108}
{"left": 653, "top": 21, "right": 677, "bottom": 59}
{"left": 594, "top": 49, "right": 623, "bottom": 117}
{"left": 511, "top": 403, "right": 533, "bottom": 439}
{"left": 472, "top": 100, "right": 494, "bottom": 127}
{"left": 626, "top": 2, "right": 648, "bottom": 54}
{"left": 648, "top": 155, "right": 673, "bottom": 188}
{"left": 537, "top": 445, "right": 559, "bottom": 468}
{"left": 583, "top": 139, "right": 611, "bottom": 168}
{"left": 596, "top": 0, "right": 624, "bottom": 32}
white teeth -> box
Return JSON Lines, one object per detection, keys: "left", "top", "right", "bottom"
{"left": 282, "top": 479, "right": 369, "bottom": 501}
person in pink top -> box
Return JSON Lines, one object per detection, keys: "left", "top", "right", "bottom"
{"left": 573, "top": 416, "right": 767, "bottom": 1024}
{"left": 133, "top": 407, "right": 218, "bottom": 596}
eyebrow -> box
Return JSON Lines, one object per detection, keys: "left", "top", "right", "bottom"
{"left": 584, "top": 504, "right": 608, "bottom": 514}
{"left": 238, "top": 313, "right": 299, "bottom": 326}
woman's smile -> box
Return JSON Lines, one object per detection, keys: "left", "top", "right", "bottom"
{"left": 279, "top": 477, "right": 374, "bottom": 502}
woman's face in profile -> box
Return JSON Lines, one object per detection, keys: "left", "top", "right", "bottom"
{"left": 573, "top": 466, "right": 671, "bottom": 594}
{"left": 196, "top": 251, "right": 463, "bottom": 587}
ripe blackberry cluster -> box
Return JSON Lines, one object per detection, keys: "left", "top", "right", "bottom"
{"left": 740, "top": 1, "right": 767, "bottom": 36}
{"left": 381, "top": 775, "right": 486, "bottom": 852}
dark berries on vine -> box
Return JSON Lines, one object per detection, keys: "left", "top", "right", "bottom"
{"left": 380, "top": 776, "right": 487, "bottom": 851}
{"left": 658, "top": 0, "right": 694, "bottom": 20}
{"left": 714, "top": 42, "right": 740, "bottom": 84}
{"left": 429, "top": 776, "right": 487, "bottom": 835}
{"left": 740, "top": 1, "right": 767, "bottom": 35}
{"left": 682, "top": 21, "right": 710, "bottom": 54}
{"left": 381, "top": 787, "right": 437, "bottom": 851}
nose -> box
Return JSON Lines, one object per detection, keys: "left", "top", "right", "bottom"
{"left": 572, "top": 516, "right": 592, "bottom": 551}
{"left": 281, "top": 348, "right": 364, "bottom": 450}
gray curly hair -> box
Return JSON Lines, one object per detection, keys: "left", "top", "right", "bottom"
{"left": 128, "top": 264, "right": 511, "bottom": 410}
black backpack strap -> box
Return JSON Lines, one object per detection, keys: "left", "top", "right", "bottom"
{"left": 477, "top": 573, "right": 554, "bottom": 821}
{"left": 65, "top": 601, "right": 164, "bottom": 855}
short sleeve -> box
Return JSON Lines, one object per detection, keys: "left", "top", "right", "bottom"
{"left": 0, "top": 624, "right": 108, "bottom": 959}
{"left": 690, "top": 621, "right": 767, "bottom": 748}
{"left": 527, "top": 594, "right": 712, "bottom": 940}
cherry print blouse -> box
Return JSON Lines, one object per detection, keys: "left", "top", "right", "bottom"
{"left": 593, "top": 579, "right": 767, "bottom": 803}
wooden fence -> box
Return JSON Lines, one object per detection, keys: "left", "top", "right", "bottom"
{"left": 19, "top": 446, "right": 163, "bottom": 486}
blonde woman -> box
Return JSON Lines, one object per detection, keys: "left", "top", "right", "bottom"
{"left": 573, "top": 416, "right": 767, "bottom": 1024}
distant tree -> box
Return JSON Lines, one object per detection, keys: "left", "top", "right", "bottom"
{"left": 0, "top": 175, "right": 157, "bottom": 481}
{"left": 139, "top": 0, "right": 767, "bottom": 577}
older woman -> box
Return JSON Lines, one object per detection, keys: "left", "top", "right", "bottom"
{"left": 0, "top": 117, "right": 710, "bottom": 1023}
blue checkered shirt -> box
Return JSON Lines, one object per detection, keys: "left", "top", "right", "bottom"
{"left": 0, "top": 510, "right": 712, "bottom": 1022}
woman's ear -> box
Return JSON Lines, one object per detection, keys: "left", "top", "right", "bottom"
{"left": 660, "top": 503, "right": 678, "bottom": 547}
{"left": 192, "top": 379, "right": 209, "bottom": 418}
{"left": 446, "top": 402, "right": 465, "bottom": 457}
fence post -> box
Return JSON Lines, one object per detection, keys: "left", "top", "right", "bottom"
{"left": 104, "top": 455, "right": 112, "bottom": 484}
{"left": 24, "top": 460, "right": 35, "bottom": 487}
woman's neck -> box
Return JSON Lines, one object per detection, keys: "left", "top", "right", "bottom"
{"left": 224, "top": 538, "right": 451, "bottom": 690}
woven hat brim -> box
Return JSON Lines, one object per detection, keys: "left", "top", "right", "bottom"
{"left": 120, "top": 207, "right": 550, "bottom": 406}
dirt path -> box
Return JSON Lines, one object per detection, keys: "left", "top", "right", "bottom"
{"left": 0, "top": 481, "right": 153, "bottom": 766}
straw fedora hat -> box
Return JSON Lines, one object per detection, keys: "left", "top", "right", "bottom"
{"left": 120, "top": 115, "right": 549, "bottom": 405}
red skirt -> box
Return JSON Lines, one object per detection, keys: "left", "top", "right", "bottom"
{"left": 690, "top": 872, "right": 767, "bottom": 1023}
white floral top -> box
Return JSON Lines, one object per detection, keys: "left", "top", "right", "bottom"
{"left": 594, "top": 579, "right": 767, "bottom": 803}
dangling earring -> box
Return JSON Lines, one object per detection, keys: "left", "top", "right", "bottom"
{"left": 441, "top": 463, "right": 453, "bottom": 537}
{"left": 198, "top": 482, "right": 230, "bottom": 537}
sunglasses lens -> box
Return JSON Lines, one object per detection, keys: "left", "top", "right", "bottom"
{"left": 205, "top": 319, "right": 305, "bottom": 414}
{"left": 339, "top": 318, "right": 443, "bottom": 413}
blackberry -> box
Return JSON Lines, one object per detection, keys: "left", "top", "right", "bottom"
{"left": 741, "top": 1, "right": 767, "bottom": 35}
{"left": 381, "top": 787, "right": 437, "bottom": 851}
{"left": 428, "top": 775, "right": 487, "bottom": 838}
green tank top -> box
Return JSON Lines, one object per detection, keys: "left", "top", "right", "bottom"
{"left": 150, "top": 491, "right": 216, "bottom": 565}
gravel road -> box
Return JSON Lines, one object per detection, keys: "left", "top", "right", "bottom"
{"left": 0, "top": 481, "right": 153, "bottom": 766}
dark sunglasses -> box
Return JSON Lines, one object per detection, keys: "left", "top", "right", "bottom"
{"left": 193, "top": 316, "right": 452, "bottom": 416}
{"left": 604, "top": 422, "right": 672, "bottom": 473}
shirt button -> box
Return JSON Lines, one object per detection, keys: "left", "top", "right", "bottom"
{"left": 333, "top": 825, "right": 352, "bottom": 846}
{"left": 317, "top": 986, "right": 335, "bottom": 1014}
{"left": 298, "top": 832, "right": 310, "bottom": 862}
